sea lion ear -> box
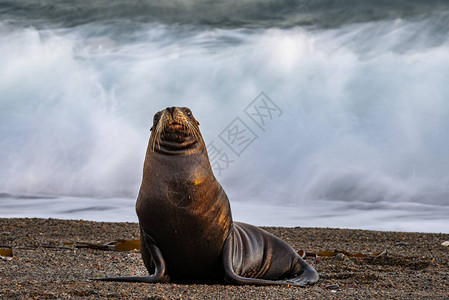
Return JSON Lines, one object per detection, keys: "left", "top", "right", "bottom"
{"left": 150, "top": 126, "right": 153, "bottom": 131}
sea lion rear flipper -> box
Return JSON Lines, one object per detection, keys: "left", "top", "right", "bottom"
{"left": 222, "top": 228, "right": 318, "bottom": 287}
{"left": 90, "top": 229, "right": 167, "bottom": 283}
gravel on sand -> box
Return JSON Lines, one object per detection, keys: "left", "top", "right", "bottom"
{"left": 1, "top": 218, "right": 448, "bottom": 299}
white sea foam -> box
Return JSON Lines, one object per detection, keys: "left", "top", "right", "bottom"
{"left": 0, "top": 17, "right": 448, "bottom": 231}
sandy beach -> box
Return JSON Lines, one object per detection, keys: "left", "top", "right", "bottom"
{"left": 1, "top": 218, "right": 448, "bottom": 299}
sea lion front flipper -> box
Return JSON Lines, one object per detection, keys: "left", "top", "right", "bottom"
{"left": 222, "top": 224, "right": 318, "bottom": 287}
{"left": 90, "top": 229, "right": 167, "bottom": 283}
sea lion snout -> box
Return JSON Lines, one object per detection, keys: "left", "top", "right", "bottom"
{"left": 166, "top": 106, "right": 175, "bottom": 114}
{"left": 165, "top": 107, "right": 178, "bottom": 120}
{"left": 163, "top": 107, "right": 186, "bottom": 127}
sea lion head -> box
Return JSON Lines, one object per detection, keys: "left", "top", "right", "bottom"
{"left": 150, "top": 106, "right": 203, "bottom": 154}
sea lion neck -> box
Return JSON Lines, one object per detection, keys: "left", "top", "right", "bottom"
{"left": 152, "top": 134, "right": 203, "bottom": 156}
{"left": 140, "top": 145, "right": 221, "bottom": 210}
{"left": 143, "top": 142, "right": 213, "bottom": 177}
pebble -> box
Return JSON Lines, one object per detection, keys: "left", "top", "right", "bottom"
{"left": 335, "top": 253, "right": 347, "bottom": 260}
{"left": 395, "top": 242, "right": 408, "bottom": 246}
{"left": 441, "top": 241, "right": 449, "bottom": 247}
{"left": 324, "top": 284, "right": 340, "bottom": 290}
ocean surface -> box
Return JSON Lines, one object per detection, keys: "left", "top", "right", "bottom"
{"left": 1, "top": 1, "right": 449, "bottom": 233}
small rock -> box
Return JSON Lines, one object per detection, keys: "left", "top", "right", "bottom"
{"left": 324, "top": 284, "right": 339, "bottom": 290}
{"left": 335, "top": 253, "right": 347, "bottom": 260}
{"left": 441, "top": 241, "right": 449, "bottom": 247}
{"left": 0, "top": 256, "right": 13, "bottom": 261}
{"left": 395, "top": 242, "right": 408, "bottom": 246}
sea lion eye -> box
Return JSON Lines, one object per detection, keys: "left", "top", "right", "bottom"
{"left": 185, "top": 109, "right": 192, "bottom": 116}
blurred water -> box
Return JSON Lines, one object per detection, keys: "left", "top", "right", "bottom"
{"left": 1, "top": 1, "right": 449, "bottom": 233}
{"left": 1, "top": 193, "right": 448, "bottom": 233}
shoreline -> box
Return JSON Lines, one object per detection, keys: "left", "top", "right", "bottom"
{"left": 1, "top": 218, "right": 448, "bottom": 299}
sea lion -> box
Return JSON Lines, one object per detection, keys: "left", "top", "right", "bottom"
{"left": 93, "top": 106, "right": 319, "bottom": 286}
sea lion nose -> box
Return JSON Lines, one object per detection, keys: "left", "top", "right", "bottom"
{"left": 166, "top": 106, "right": 176, "bottom": 116}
